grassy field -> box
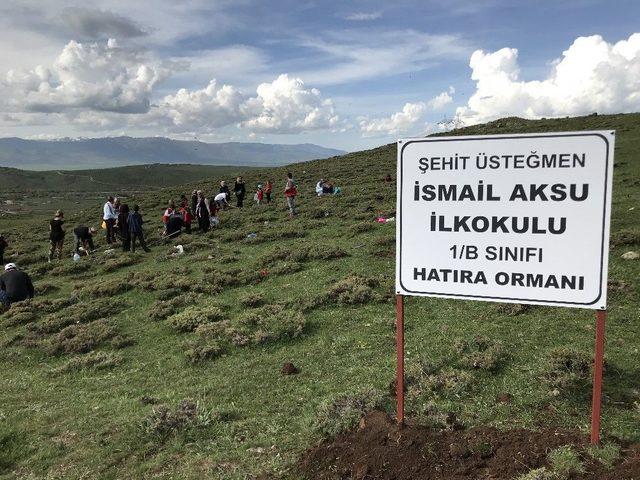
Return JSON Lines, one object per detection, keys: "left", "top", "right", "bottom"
{"left": 0, "top": 113, "right": 638, "bottom": 479}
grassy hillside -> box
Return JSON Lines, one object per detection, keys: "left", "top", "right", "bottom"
{"left": 0, "top": 164, "right": 252, "bottom": 193}
{"left": 0, "top": 113, "right": 638, "bottom": 479}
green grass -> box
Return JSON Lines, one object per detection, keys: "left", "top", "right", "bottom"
{"left": 0, "top": 113, "right": 639, "bottom": 478}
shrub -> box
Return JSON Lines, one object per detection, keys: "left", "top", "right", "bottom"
{"left": 167, "top": 305, "right": 226, "bottom": 332}
{"left": 454, "top": 336, "right": 506, "bottom": 371}
{"left": 610, "top": 229, "right": 640, "bottom": 247}
{"left": 406, "top": 359, "right": 474, "bottom": 400}
{"left": 547, "top": 446, "right": 585, "bottom": 478}
{"left": 102, "top": 255, "right": 140, "bottom": 273}
{"left": 43, "top": 320, "right": 116, "bottom": 355}
{"left": 142, "top": 399, "right": 213, "bottom": 437}
{"left": 184, "top": 340, "right": 224, "bottom": 364}
{"left": 52, "top": 351, "right": 123, "bottom": 374}
{"left": 309, "top": 244, "right": 348, "bottom": 260}
{"left": 323, "top": 275, "right": 380, "bottom": 305}
{"left": 148, "top": 293, "right": 202, "bottom": 321}
{"left": 543, "top": 348, "right": 592, "bottom": 391}
{"left": 239, "top": 292, "right": 265, "bottom": 308}
{"left": 314, "top": 389, "right": 386, "bottom": 437}
{"left": 37, "top": 298, "right": 123, "bottom": 334}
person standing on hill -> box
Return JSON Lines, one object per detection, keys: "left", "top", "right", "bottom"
{"left": 128, "top": 205, "right": 150, "bottom": 253}
{"left": 190, "top": 190, "right": 198, "bottom": 221}
{"left": 118, "top": 204, "right": 131, "bottom": 252}
{"left": 0, "top": 263, "right": 34, "bottom": 306}
{"left": 234, "top": 176, "right": 246, "bottom": 208}
{"left": 219, "top": 181, "right": 230, "bottom": 201}
{"left": 196, "top": 191, "right": 211, "bottom": 232}
{"left": 0, "top": 235, "right": 8, "bottom": 265}
{"left": 73, "top": 226, "right": 97, "bottom": 254}
{"left": 48, "top": 210, "right": 65, "bottom": 262}
{"left": 264, "top": 180, "right": 273, "bottom": 204}
{"left": 103, "top": 196, "right": 117, "bottom": 244}
{"left": 284, "top": 172, "right": 298, "bottom": 217}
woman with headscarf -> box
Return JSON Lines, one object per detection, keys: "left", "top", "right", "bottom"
{"left": 195, "top": 191, "right": 210, "bottom": 232}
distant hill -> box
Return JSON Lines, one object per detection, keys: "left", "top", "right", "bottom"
{"left": 0, "top": 137, "right": 346, "bottom": 170}
{"left": 0, "top": 164, "right": 254, "bottom": 193}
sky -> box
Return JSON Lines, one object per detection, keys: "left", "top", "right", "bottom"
{"left": 1, "top": 0, "right": 639, "bottom": 151}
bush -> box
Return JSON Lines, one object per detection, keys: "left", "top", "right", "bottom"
{"left": 543, "top": 348, "right": 592, "bottom": 391}
{"left": 321, "top": 275, "right": 381, "bottom": 305}
{"left": 548, "top": 446, "right": 585, "bottom": 478}
{"left": 52, "top": 351, "right": 123, "bottom": 374}
{"left": 184, "top": 340, "right": 224, "bottom": 364}
{"left": 148, "top": 293, "right": 201, "bottom": 321}
{"left": 454, "top": 336, "right": 506, "bottom": 371}
{"left": 406, "top": 359, "right": 474, "bottom": 400}
{"left": 314, "top": 389, "right": 386, "bottom": 437}
{"left": 167, "top": 305, "right": 226, "bottom": 332}
{"left": 77, "top": 282, "right": 133, "bottom": 298}
{"left": 102, "top": 255, "right": 141, "bottom": 273}
{"left": 239, "top": 292, "right": 265, "bottom": 308}
{"left": 516, "top": 468, "right": 558, "bottom": 480}
{"left": 348, "top": 221, "right": 375, "bottom": 235}
{"left": 43, "top": 320, "right": 116, "bottom": 355}
{"left": 142, "top": 399, "right": 213, "bottom": 437}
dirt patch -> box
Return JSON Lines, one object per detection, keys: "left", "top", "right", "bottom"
{"left": 298, "top": 411, "right": 640, "bottom": 480}
{"left": 281, "top": 362, "right": 299, "bottom": 375}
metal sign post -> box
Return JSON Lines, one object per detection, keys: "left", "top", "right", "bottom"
{"left": 590, "top": 309, "right": 607, "bottom": 444}
{"left": 396, "top": 294, "right": 405, "bottom": 425}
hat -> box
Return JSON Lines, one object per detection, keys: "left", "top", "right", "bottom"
{"left": 4, "top": 263, "right": 16, "bottom": 271}
{"left": 89, "top": 227, "right": 98, "bottom": 234}
{"left": 55, "top": 209, "right": 63, "bottom": 217}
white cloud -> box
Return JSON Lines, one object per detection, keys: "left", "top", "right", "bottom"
{"left": 456, "top": 33, "right": 640, "bottom": 124}
{"left": 3, "top": 38, "right": 169, "bottom": 114}
{"left": 427, "top": 86, "right": 455, "bottom": 110}
{"left": 344, "top": 12, "right": 382, "bottom": 21}
{"left": 157, "top": 74, "right": 338, "bottom": 134}
{"left": 241, "top": 74, "right": 338, "bottom": 133}
{"left": 359, "top": 87, "right": 455, "bottom": 136}
{"left": 359, "top": 102, "right": 427, "bottom": 137}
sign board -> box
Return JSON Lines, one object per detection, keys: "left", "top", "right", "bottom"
{"left": 396, "top": 131, "right": 614, "bottom": 309}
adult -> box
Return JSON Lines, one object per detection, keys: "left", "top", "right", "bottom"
{"left": 234, "top": 176, "right": 246, "bottom": 208}
{"left": 128, "top": 205, "right": 150, "bottom": 253}
{"left": 73, "top": 226, "right": 97, "bottom": 254}
{"left": 0, "top": 263, "right": 34, "bottom": 306}
{"left": 196, "top": 191, "right": 211, "bottom": 232}
{"left": 214, "top": 191, "right": 230, "bottom": 211}
{"left": 163, "top": 200, "right": 176, "bottom": 225}
{"left": 315, "top": 179, "right": 324, "bottom": 196}
{"left": 264, "top": 180, "right": 273, "bottom": 204}
{"left": 190, "top": 190, "right": 198, "bottom": 220}
{"left": 166, "top": 211, "right": 184, "bottom": 237}
{"left": 219, "top": 181, "right": 230, "bottom": 200}
{"left": 118, "top": 204, "right": 131, "bottom": 252}
{"left": 0, "top": 235, "right": 7, "bottom": 265}
{"left": 103, "top": 196, "right": 117, "bottom": 244}
{"left": 48, "top": 210, "right": 65, "bottom": 262}
{"left": 284, "top": 172, "right": 298, "bottom": 217}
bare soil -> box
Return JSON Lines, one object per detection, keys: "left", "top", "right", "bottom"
{"left": 298, "top": 411, "right": 640, "bottom": 479}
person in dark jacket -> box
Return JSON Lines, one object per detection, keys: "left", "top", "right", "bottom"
{"left": 0, "top": 235, "right": 8, "bottom": 265}
{"left": 0, "top": 263, "right": 34, "bottom": 305}
{"left": 234, "top": 176, "right": 246, "bottom": 208}
{"left": 48, "top": 210, "right": 65, "bottom": 262}
{"left": 73, "top": 226, "right": 97, "bottom": 254}
{"left": 128, "top": 205, "right": 150, "bottom": 253}
{"left": 118, "top": 204, "right": 131, "bottom": 252}
{"left": 219, "top": 181, "right": 230, "bottom": 200}
{"left": 195, "top": 191, "right": 210, "bottom": 232}
{"left": 190, "top": 190, "right": 198, "bottom": 224}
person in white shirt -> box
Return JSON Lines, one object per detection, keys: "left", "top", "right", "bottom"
{"left": 103, "top": 196, "right": 117, "bottom": 244}
{"left": 214, "top": 192, "right": 230, "bottom": 210}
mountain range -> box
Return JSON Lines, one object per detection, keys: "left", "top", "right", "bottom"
{"left": 0, "top": 137, "right": 346, "bottom": 170}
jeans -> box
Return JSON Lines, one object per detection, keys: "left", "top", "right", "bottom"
{"left": 286, "top": 196, "right": 296, "bottom": 215}
{"left": 105, "top": 218, "right": 116, "bottom": 243}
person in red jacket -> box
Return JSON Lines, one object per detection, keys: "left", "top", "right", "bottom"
{"left": 284, "top": 172, "right": 298, "bottom": 217}
{"left": 264, "top": 180, "right": 273, "bottom": 204}
{"left": 179, "top": 205, "right": 193, "bottom": 234}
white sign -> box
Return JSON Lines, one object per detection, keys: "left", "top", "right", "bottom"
{"left": 396, "top": 131, "right": 614, "bottom": 309}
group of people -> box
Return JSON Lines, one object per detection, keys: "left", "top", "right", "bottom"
{"left": 0, "top": 172, "right": 301, "bottom": 309}
{"left": 315, "top": 178, "right": 341, "bottom": 196}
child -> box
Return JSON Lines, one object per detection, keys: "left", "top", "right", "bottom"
{"left": 255, "top": 184, "right": 264, "bottom": 205}
{"left": 264, "top": 180, "right": 273, "bottom": 204}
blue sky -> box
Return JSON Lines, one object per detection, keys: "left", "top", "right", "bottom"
{"left": 1, "top": 0, "right": 639, "bottom": 151}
